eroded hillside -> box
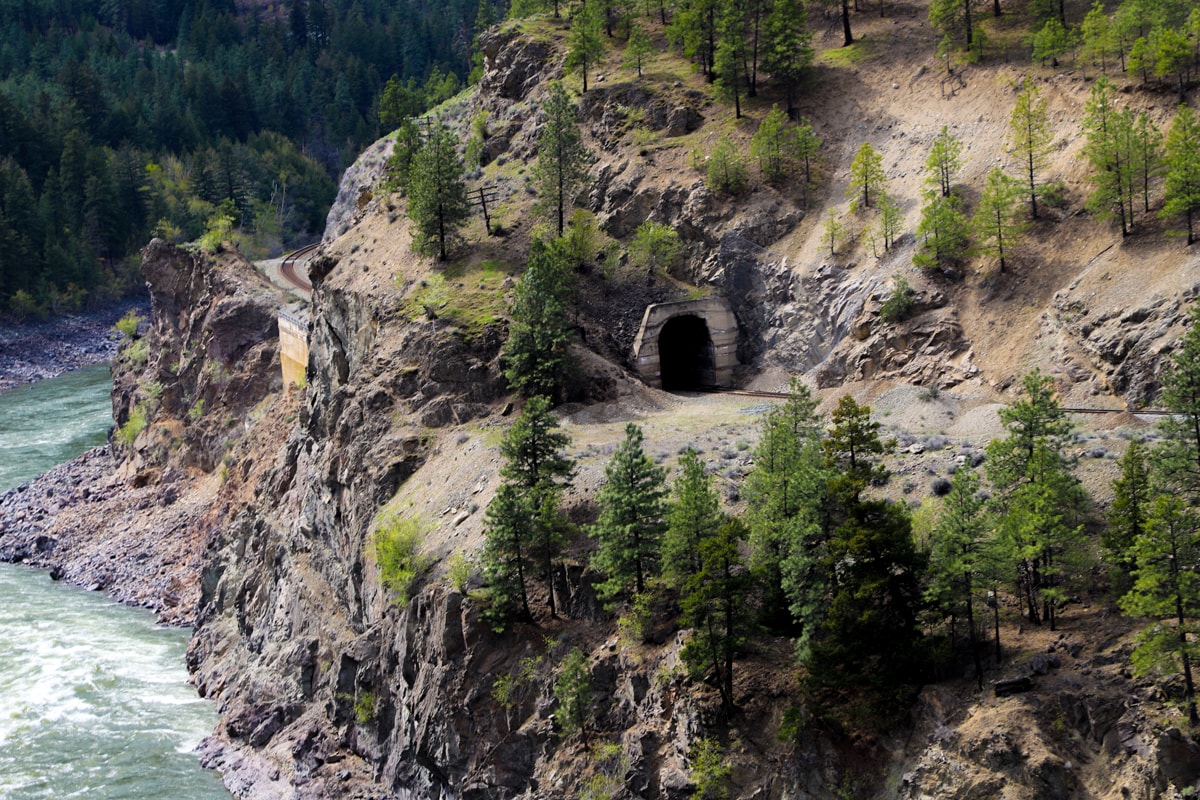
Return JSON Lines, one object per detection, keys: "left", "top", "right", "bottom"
{"left": 3, "top": 2, "right": 1200, "bottom": 799}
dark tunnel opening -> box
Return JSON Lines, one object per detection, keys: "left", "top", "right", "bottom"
{"left": 658, "top": 314, "right": 716, "bottom": 390}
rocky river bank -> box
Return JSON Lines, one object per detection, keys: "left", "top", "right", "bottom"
{"left": 0, "top": 298, "right": 148, "bottom": 394}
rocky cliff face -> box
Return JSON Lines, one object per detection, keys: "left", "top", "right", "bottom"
{"left": 7, "top": 19, "right": 1200, "bottom": 800}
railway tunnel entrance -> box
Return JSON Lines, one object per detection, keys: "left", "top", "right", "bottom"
{"left": 632, "top": 298, "right": 738, "bottom": 390}
{"left": 658, "top": 315, "right": 715, "bottom": 389}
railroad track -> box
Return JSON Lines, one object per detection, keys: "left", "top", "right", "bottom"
{"left": 694, "top": 387, "right": 1171, "bottom": 417}
{"left": 280, "top": 242, "right": 320, "bottom": 293}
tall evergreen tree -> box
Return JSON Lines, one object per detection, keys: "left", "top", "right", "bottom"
{"left": 1082, "top": 77, "right": 1136, "bottom": 237}
{"left": 1105, "top": 439, "right": 1150, "bottom": 587}
{"left": 1008, "top": 80, "right": 1052, "bottom": 220}
{"left": 973, "top": 167, "right": 1026, "bottom": 272}
{"left": 846, "top": 142, "right": 886, "bottom": 212}
{"left": 914, "top": 188, "right": 971, "bottom": 271}
{"left": 662, "top": 447, "right": 723, "bottom": 587}
{"left": 802, "top": 401, "right": 924, "bottom": 720}
{"left": 671, "top": 0, "right": 720, "bottom": 80}
{"left": 1156, "top": 304, "right": 1200, "bottom": 499}
{"left": 714, "top": 0, "right": 750, "bottom": 119}
{"left": 623, "top": 22, "right": 655, "bottom": 77}
{"left": 986, "top": 371, "right": 1086, "bottom": 629}
{"left": 1133, "top": 112, "right": 1162, "bottom": 215}
{"left": 590, "top": 423, "right": 669, "bottom": 603}
{"left": 680, "top": 517, "right": 752, "bottom": 714}
{"left": 745, "top": 379, "right": 827, "bottom": 632}
{"left": 534, "top": 82, "right": 592, "bottom": 236}
{"left": 926, "top": 125, "right": 962, "bottom": 198}
{"left": 481, "top": 395, "right": 575, "bottom": 627}
{"left": 407, "top": 121, "right": 469, "bottom": 261}
{"left": 760, "top": 0, "right": 813, "bottom": 116}
{"left": 926, "top": 466, "right": 992, "bottom": 689}
{"left": 1161, "top": 104, "right": 1200, "bottom": 245}
{"left": 1120, "top": 494, "right": 1200, "bottom": 724}
{"left": 567, "top": 0, "right": 606, "bottom": 92}
{"left": 502, "top": 237, "right": 574, "bottom": 400}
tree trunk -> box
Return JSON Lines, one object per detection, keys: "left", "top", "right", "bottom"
{"left": 965, "top": 576, "right": 983, "bottom": 691}
{"left": 992, "top": 587, "right": 1002, "bottom": 662}
{"left": 841, "top": 0, "right": 853, "bottom": 46}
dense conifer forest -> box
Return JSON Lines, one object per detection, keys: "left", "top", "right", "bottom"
{"left": 0, "top": 0, "right": 484, "bottom": 318}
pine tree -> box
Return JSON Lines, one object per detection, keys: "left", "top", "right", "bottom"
{"left": 623, "top": 21, "right": 655, "bottom": 77}
{"left": 1157, "top": 304, "right": 1200, "bottom": 497}
{"left": 482, "top": 483, "right": 538, "bottom": 627}
{"left": 973, "top": 167, "right": 1026, "bottom": 272}
{"left": 407, "top": 122, "right": 470, "bottom": 261}
{"left": 876, "top": 191, "right": 902, "bottom": 251}
{"left": 1082, "top": 77, "right": 1136, "bottom": 236}
{"left": 927, "top": 0, "right": 975, "bottom": 53}
{"left": 823, "top": 395, "right": 890, "bottom": 505}
{"left": 553, "top": 646, "right": 594, "bottom": 740}
{"left": 986, "top": 371, "right": 1086, "bottom": 629}
{"left": 760, "top": 0, "right": 812, "bottom": 116}
{"left": 804, "top": 498, "right": 925, "bottom": 720}
{"left": 1161, "top": 104, "right": 1200, "bottom": 245}
{"left": 1133, "top": 112, "right": 1162, "bottom": 215}
{"left": 926, "top": 466, "right": 992, "bottom": 689}
{"left": 1031, "top": 18, "right": 1074, "bottom": 67}
{"left": 481, "top": 395, "right": 575, "bottom": 626}
{"left": 713, "top": 0, "right": 748, "bottom": 118}
{"left": 1120, "top": 494, "right": 1200, "bottom": 724}
{"left": 745, "top": 379, "right": 827, "bottom": 632}
{"left": 1080, "top": 0, "right": 1114, "bottom": 75}
{"left": 706, "top": 135, "right": 749, "bottom": 195}
{"left": 534, "top": 82, "right": 592, "bottom": 236}
{"left": 847, "top": 142, "right": 886, "bottom": 212}
{"left": 567, "top": 0, "right": 605, "bottom": 92}
{"left": 914, "top": 188, "right": 971, "bottom": 271}
{"left": 671, "top": 0, "right": 720, "bottom": 79}
{"left": 1105, "top": 439, "right": 1149, "bottom": 587}
{"left": 662, "top": 447, "right": 723, "bottom": 587}
{"left": 680, "top": 517, "right": 751, "bottom": 714}
{"left": 926, "top": 125, "right": 962, "bottom": 197}
{"left": 750, "top": 104, "right": 790, "bottom": 184}
{"left": 1008, "top": 80, "right": 1052, "bottom": 220}
{"left": 502, "top": 237, "right": 574, "bottom": 399}
{"left": 590, "top": 423, "right": 669, "bottom": 603}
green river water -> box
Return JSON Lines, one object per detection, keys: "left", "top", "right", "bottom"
{"left": 0, "top": 365, "right": 231, "bottom": 799}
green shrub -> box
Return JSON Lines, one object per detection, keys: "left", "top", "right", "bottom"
{"left": 125, "top": 337, "right": 150, "bottom": 369}
{"left": 629, "top": 220, "right": 682, "bottom": 278}
{"left": 690, "top": 738, "right": 732, "bottom": 800}
{"left": 706, "top": 136, "right": 749, "bottom": 195}
{"left": 373, "top": 513, "right": 429, "bottom": 603}
{"left": 879, "top": 274, "right": 915, "bottom": 323}
{"left": 562, "top": 209, "right": 603, "bottom": 269}
{"left": 1038, "top": 179, "right": 1067, "bottom": 209}
{"left": 114, "top": 310, "right": 144, "bottom": 338}
{"left": 617, "top": 592, "right": 653, "bottom": 644}
{"left": 354, "top": 691, "right": 377, "bottom": 723}
{"left": 116, "top": 403, "right": 148, "bottom": 446}
{"left": 9, "top": 289, "right": 45, "bottom": 322}
{"left": 446, "top": 552, "right": 473, "bottom": 593}
{"left": 188, "top": 399, "right": 206, "bottom": 421}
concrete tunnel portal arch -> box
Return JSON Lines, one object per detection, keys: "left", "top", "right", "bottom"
{"left": 632, "top": 297, "right": 739, "bottom": 390}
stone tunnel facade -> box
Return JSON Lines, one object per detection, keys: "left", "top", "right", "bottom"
{"left": 632, "top": 297, "right": 739, "bottom": 389}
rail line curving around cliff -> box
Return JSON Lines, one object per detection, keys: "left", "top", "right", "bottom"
{"left": 279, "top": 243, "right": 319, "bottom": 293}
